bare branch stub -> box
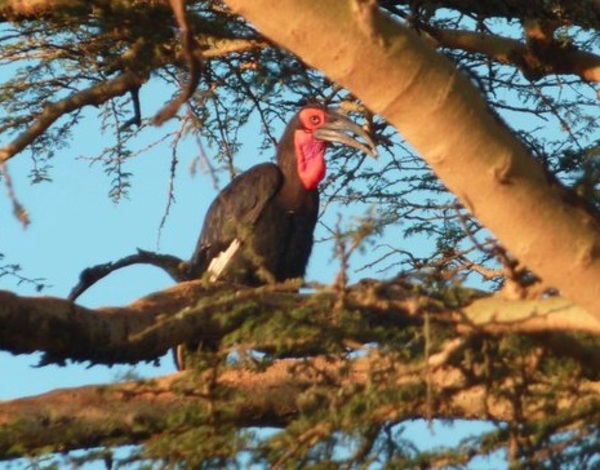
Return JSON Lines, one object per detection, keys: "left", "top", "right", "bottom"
{"left": 68, "top": 249, "right": 191, "bottom": 301}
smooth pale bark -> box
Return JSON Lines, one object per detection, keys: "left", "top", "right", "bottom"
{"left": 223, "top": 0, "right": 600, "bottom": 320}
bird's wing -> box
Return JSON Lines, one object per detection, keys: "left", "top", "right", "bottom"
{"left": 189, "top": 162, "right": 283, "bottom": 277}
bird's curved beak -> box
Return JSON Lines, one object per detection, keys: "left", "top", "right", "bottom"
{"left": 313, "top": 109, "right": 378, "bottom": 158}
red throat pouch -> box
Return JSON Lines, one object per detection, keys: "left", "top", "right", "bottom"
{"left": 294, "top": 130, "right": 327, "bottom": 190}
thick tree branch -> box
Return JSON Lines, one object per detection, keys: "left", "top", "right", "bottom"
{"left": 0, "top": 72, "right": 146, "bottom": 163}
{"left": 0, "top": 0, "right": 88, "bottom": 20}
{"left": 429, "top": 28, "right": 600, "bottom": 82}
{"left": 459, "top": 296, "right": 600, "bottom": 335}
{"left": 1, "top": 280, "right": 599, "bottom": 366}
{"left": 0, "top": 281, "right": 233, "bottom": 364}
{"left": 0, "top": 355, "right": 598, "bottom": 459}
{"left": 223, "top": 0, "right": 600, "bottom": 321}
{"left": 388, "top": 0, "right": 600, "bottom": 30}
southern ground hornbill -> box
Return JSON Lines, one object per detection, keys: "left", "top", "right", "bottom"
{"left": 68, "top": 105, "right": 377, "bottom": 368}
{"left": 188, "top": 105, "right": 378, "bottom": 285}
{"left": 176, "top": 105, "right": 378, "bottom": 368}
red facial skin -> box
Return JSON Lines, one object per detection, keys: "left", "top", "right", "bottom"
{"left": 294, "top": 108, "right": 328, "bottom": 190}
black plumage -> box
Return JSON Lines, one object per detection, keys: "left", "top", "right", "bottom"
{"left": 177, "top": 105, "right": 377, "bottom": 368}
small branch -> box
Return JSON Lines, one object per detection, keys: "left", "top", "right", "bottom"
{"left": 427, "top": 338, "right": 464, "bottom": 368}
{"left": 156, "top": 124, "right": 185, "bottom": 246}
{"left": 68, "top": 249, "right": 191, "bottom": 301}
{"left": 200, "top": 37, "right": 269, "bottom": 59}
{"left": 0, "top": 162, "right": 29, "bottom": 227}
{"left": 119, "top": 85, "right": 142, "bottom": 130}
{"left": 153, "top": 0, "right": 202, "bottom": 125}
{"left": 0, "top": 72, "right": 146, "bottom": 163}
{"left": 428, "top": 27, "right": 600, "bottom": 83}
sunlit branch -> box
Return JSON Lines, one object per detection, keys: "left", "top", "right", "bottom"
{"left": 1, "top": 279, "right": 600, "bottom": 366}
{"left": 429, "top": 28, "right": 600, "bottom": 83}
{"left": 0, "top": 0, "right": 88, "bottom": 21}
{"left": 200, "top": 37, "right": 269, "bottom": 59}
{"left": 383, "top": 0, "right": 600, "bottom": 32}
{"left": 0, "top": 353, "right": 598, "bottom": 459}
{"left": 0, "top": 71, "right": 146, "bottom": 163}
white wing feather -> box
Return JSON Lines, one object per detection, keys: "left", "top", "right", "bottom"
{"left": 206, "top": 239, "right": 241, "bottom": 282}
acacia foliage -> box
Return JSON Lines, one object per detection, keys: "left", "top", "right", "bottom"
{"left": 1, "top": 0, "right": 600, "bottom": 468}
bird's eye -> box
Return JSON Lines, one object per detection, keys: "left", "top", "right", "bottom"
{"left": 310, "top": 115, "right": 321, "bottom": 125}
{"left": 299, "top": 107, "right": 325, "bottom": 130}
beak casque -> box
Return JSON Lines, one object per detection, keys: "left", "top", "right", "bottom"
{"left": 313, "top": 109, "right": 378, "bottom": 158}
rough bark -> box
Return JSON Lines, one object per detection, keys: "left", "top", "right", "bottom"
{"left": 222, "top": 0, "right": 600, "bottom": 321}
{"left": 2, "top": 281, "right": 600, "bottom": 366}
{"left": 1, "top": 355, "right": 598, "bottom": 459}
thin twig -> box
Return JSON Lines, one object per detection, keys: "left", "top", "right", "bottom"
{"left": 68, "top": 249, "right": 191, "bottom": 301}
{"left": 153, "top": 0, "right": 202, "bottom": 125}
{"left": 0, "top": 72, "right": 145, "bottom": 162}
{"left": 0, "top": 162, "right": 29, "bottom": 227}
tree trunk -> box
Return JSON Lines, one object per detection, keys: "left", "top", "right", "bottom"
{"left": 223, "top": 0, "right": 600, "bottom": 320}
